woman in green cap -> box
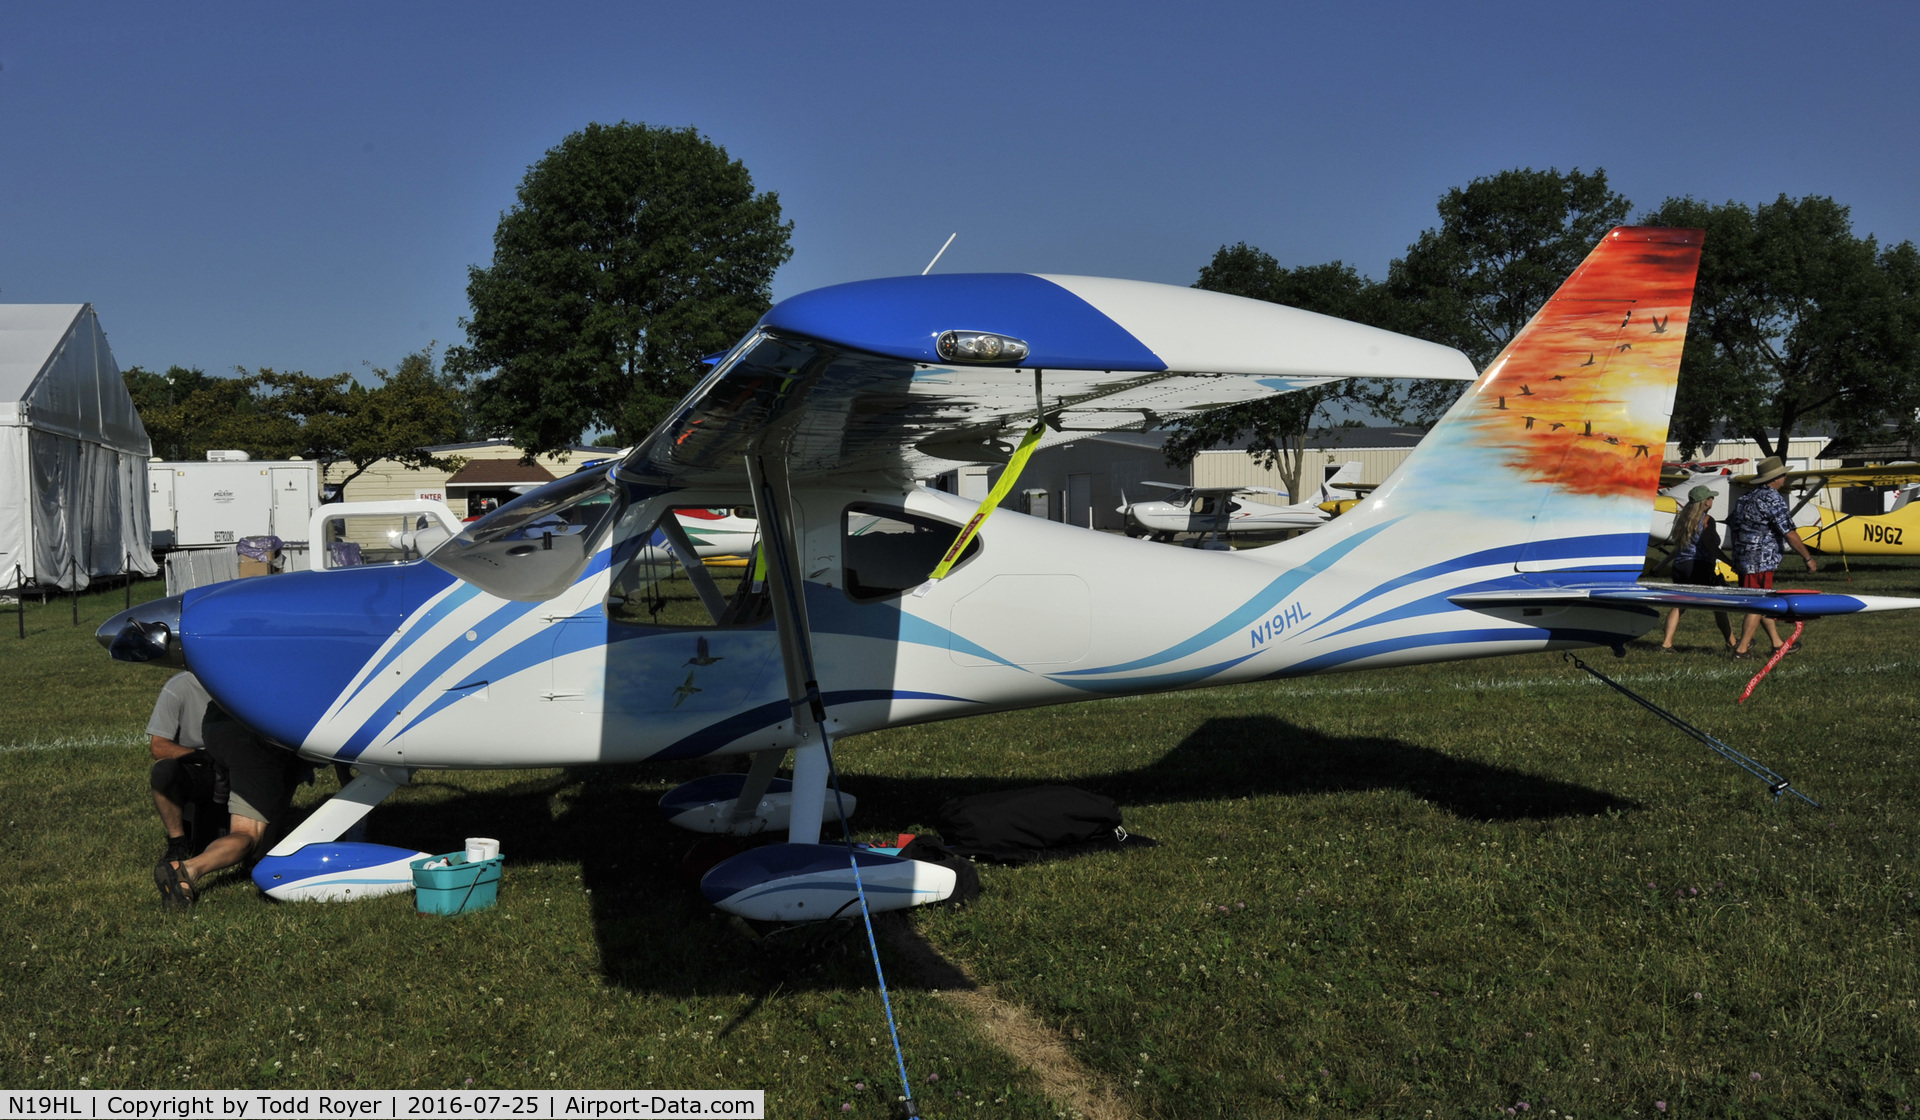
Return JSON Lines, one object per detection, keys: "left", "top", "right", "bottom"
{"left": 1659, "top": 484, "right": 1733, "bottom": 652}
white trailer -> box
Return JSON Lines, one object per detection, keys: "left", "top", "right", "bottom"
{"left": 148, "top": 458, "right": 320, "bottom": 550}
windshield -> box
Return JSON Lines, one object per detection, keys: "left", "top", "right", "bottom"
{"left": 427, "top": 466, "right": 626, "bottom": 601}
{"left": 617, "top": 330, "right": 924, "bottom": 484}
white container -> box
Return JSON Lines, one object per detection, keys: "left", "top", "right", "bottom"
{"left": 464, "top": 838, "right": 501, "bottom": 862}
{"left": 149, "top": 458, "right": 320, "bottom": 550}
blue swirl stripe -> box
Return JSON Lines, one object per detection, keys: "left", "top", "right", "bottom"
{"left": 1055, "top": 519, "right": 1401, "bottom": 677}
{"left": 1300, "top": 533, "right": 1644, "bottom": 640}
{"left": 1313, "top": 573, "right": 1546, "bottom": 642}
{"left": 333, "top": 597, "right": 543, "bottom": 760}
{"left": 331, "top": 547, "right": 620, "bottom": 759}
{"left": 1274, "top": 625, "right": 1633, "bottom": 678}
{"left": 1047, "top": 652, "right": 1261, "bottom": 694}
{"left": 386, "top": 617, "right": 612, "bottom": 742}
{"left": 336, "top": 582, "right": 483, "bottom": 712}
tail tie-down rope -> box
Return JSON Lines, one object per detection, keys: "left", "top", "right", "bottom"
{"left": 1562, "top": 652, "right": 1819, "bottom": 808}
{"left": 1738, "top": 620, "right": 1805, "bottom": 704}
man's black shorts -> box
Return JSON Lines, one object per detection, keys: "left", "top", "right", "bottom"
{"left": 203, "top": 718, "right": 299, "bottom": 826}
{"left": 150, "top": 752, "right": 220, "bottom": 801}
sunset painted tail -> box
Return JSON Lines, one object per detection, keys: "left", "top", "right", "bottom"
{"left": 1345, "top": 226, "right": 1704, "bottom": 573}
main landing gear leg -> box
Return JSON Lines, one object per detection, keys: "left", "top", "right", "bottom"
{"left": 725, "top": 748, "right": 787, "bottom": 831}
{"left": 250, "top": 764, "right": 427, "bottom": 902}
{"left": 656, "top": 746, "right": 856, "bottom": 835}
{"left": 266, "top": 765, "right": 412, "bottom": 857}
{"left": 786, "top": 743, "right": 828, "bottom": 846}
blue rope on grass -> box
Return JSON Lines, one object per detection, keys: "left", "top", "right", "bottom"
{"left": 823, "top": 740, "right": 920, "bottom": 1120}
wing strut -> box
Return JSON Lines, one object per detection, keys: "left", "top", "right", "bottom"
{"left": 744, "top": 450, "right": 927, "bottom": 1120}
{"left": 744, "top": 452, "right": 834, "bottom": 845}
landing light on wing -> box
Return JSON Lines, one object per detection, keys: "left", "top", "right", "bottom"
{"left": 935, "top": 330, "right": 1030, "bottom": 363}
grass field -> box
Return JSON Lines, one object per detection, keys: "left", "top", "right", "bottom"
{"left": 3, "top": 560, "right": 1918, "bottom": 1117}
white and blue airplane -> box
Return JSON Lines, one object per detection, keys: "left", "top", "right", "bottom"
{"left": 100, "top": 228, "right": 1920, "bottom": 918}
{"left": 1118, "top": 462, "right": 1367, "bottom": 544}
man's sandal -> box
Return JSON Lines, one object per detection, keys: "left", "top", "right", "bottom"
{"left": 156, "top": 859, "right": 198, "bottom": 909}
{"left": 153, "top": 860, "right": 183, "bottom": 910}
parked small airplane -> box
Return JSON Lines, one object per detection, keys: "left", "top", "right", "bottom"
{"left": 1119, "top": 463, "right": 1365, "bottom": 544}
{"left": 1650, "top": 464, "right": 1744, "bottom": 542}
{"left": 1649, "top": 462, "right": 1920, "bottom": 559}
{"left": 673, "top": 507, "right": 761, "bottom": 560}
{"left": 99, "top": 229, "right": 1920, "bottom": 920}
{"left": 1770, "top": 464, "right": 1920, "bottom": 557}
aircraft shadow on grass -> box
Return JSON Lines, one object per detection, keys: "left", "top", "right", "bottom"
{"left": 353, "top": 716, "right": 1631, "bottom": 998}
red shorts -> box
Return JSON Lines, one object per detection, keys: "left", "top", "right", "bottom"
{"left": 1739, "top": 570, "right": 1775, "bottom": 590}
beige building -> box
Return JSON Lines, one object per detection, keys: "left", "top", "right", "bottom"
{"left": 326, "top": 440, "right": 617, "bottom": 518}
{"left": 1195, "top": 431, "right": 1840, "bottom": 501}
{"left": 1010, "top": 427, "right": 1843, "bottom": 531}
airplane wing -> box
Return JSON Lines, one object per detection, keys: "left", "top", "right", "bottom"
{"left": 1765, "top": 464, "right": 1920, "bottom": 489}
{"left": 620, "top": 273, "right": 1476, "bottom": 489}
{"left": 437, "top": 273, "right": 1474, "bottom": 600}
{"left": 1451, "top": 584, "right": 1920, "bottom": 621}
{"left": 1139, "top": 480, "right": 1192, "bottom": 492}
{"left": 1182, "top": 485, "right": 1292, "bottom": 497}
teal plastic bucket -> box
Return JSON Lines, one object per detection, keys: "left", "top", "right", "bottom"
{"left": 410, "top": 851, "right": 503, "bottom": 916}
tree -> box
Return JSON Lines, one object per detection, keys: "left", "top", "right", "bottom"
{"left": 123, "top": 366, "right": 269, "bottom": 460}
{"left": 446, "top": 122, "right": 793, "bottom": 455}
{"left": 127, "top": 352, "right": 471, "bottom": 484}
{"left": 1385, "top": 166, "right": 1633, "bottom": 416}
{"left": 1163, "top": 168, "right": 1633, "bottom": 488}
{"left": 248, "top": 349, "right": 472, "bottom": 491}
{"left": 1640, "top": 194, "right": 1920, "bottom": 458}
{"left": 1161, "top": 245, "right": 1396, "bottom": 499}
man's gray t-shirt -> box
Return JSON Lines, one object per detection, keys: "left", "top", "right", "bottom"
{"left": 146, "top": 672, "right": 213, "bottom": 749}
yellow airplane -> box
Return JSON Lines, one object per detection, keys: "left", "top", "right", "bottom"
{"left": 1317, "top": 486, "right": 1371, "bottom": 517}
{"left": 1799, "top": 501, "right": 1920, "bottom": 555}
{"left": 1759, "top": 464, "right": 1920, "bottom": 557}
{"left": 1652, "top": 460, "right": 1920, "bottom": 555}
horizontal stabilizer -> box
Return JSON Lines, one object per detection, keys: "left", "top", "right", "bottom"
{"left": 1451, "top": 584, "right": 1920, "bottom": 621}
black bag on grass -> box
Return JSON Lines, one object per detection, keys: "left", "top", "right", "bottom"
{"left": 935, "top": 785, "right": 1124, "bottom": 864}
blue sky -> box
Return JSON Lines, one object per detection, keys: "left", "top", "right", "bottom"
{"left": 3, "top": 2, "right": 1915, "bottom": 383}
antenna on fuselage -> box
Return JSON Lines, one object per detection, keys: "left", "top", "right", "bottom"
{"left": 921, "top": 232, "right": 957, "bottom": 275}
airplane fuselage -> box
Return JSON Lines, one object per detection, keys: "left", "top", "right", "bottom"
{"left": 1799, "top": 500, "right": 1920, "bottom": 556}
{"left": 177, "top": 484, "right": 1658, "bottom": 771}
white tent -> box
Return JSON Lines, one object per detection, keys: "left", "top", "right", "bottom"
{"left": 0, "top": 305, "right": 158, "bottom": 592}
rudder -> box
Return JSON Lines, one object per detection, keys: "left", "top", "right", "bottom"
{"left": 1354, "top": 226, "right": 1704, "bottom": 573}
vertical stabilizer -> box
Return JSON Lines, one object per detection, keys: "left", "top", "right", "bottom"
{"left": 1349, "top": 226, "right": 1703, "bottom": 573}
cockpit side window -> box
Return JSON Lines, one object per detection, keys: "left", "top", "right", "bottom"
{"left": 605, "top": 505, "right": 771, "bottom": 629}
{"left": 843, "top": 505, "right": 981, "bottom": 602}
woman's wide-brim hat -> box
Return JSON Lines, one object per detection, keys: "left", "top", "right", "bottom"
{"left": 1749, "top": 455, "right": 1791, "bottom": 484}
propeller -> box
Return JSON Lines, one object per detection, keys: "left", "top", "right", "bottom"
{"left": 98, "top": 595, "right": 186, "bottom": 667}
